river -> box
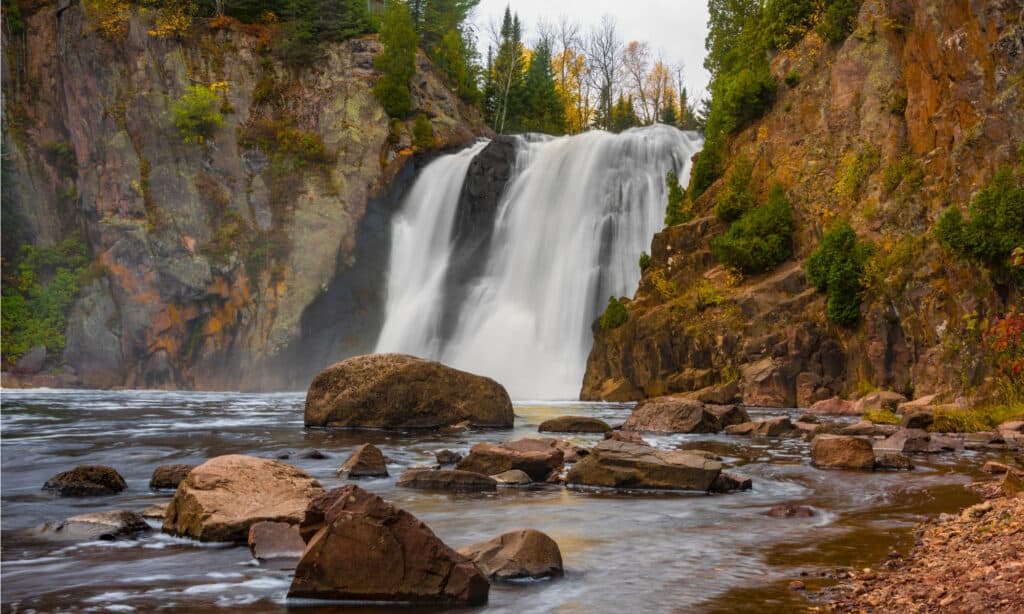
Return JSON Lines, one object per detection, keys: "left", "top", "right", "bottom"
{"left": 1, "top": 389, "right": 998, "bottom": 612}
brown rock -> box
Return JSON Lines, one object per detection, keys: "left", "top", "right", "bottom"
{"left": 1001, "top": 471, "right": 1023, "bottom": 497}
{"left": 490, "top": 470, "right": 532, "bottom": 485}
{"left": 40, "top": 510, "right": 150, "bottom": 541}
{"left": 623, "top": 397, "right": 748, "bottom": 433}
{"left": 854, "top": 391, "right": 908, "bottom": 413}
{"left": 149, "top": 464, "right": 196, "bottom": 490}
{"left": 248, "top": 521, "right": 306, "bottom": 560}
{"left": 43, "top": 465, "right": 127, "bottom": 497}
{"left": 505, "top": 437, "right": 587, "bottom": 463}
{"left": 457, "top": 529, "right": 563, "bottom": 580}
{"left": 981, "top": 461, "right": 1016, "bottom": 475}
{"left": 436, "top": 450, "right": 463, "bottom": 465}
{"left": 397, "top": 468, "right": 497, "bottom": 492}
{"left": 304, "top": 354, "right": 513, "bottom": 429}
{"left": 688, "top": 379, "right": 741, "bottom": 404}
{"left": 789, "top": 580, "right": 806, "bottom": 591}
{"left": 896, "top": 394, "right": 939, "bottom": 412}
{"left": 766, "top": 504, "right": 814, "bottom": 518}
{"left": 874, "top": 452, "right": 914, "bottom": 471}
{"left": 289, "top": 485, "right": 489, "bottom": 606}
{"left": 566, "top": 440, "right": 721, "bottom": 491}
{"left": 839, "top": 420, "right": 898, "bottom": 437}
{"left": 456, "top": 441, "right": 564, "bottom": 481}
{"left": 163, "top": 455, "right": 323, "bottom": 543}
{"left": 338, "top": 444, "right": 389, "bottom": 478}
{"left": 724, "top": 416, "right": 801, "bottom": 437}
{"left": 538, "top": 415, "right": 611, "bottom": 433}
{"left": 142, "top": 503, "right": 169, "bottom": 520}
{"left": 604, "top": 430, "right": 648, "bottom": 444}
{"left": 740, "top": 358, "right": 793, "bottom": 407}
{"left": 899, "top": 409, "right": 935, "bottom": 430}
{"left": 710, "top": 472, "right": 753, "bottom": 492}
{"left": 876, "top": 428, "right": 962, "bottom": 454}
{"left": 810, "top": 435, "right": 876, "bottom": 470}
{"left": 807, "top": 397, "right": 859, "bottom": 416}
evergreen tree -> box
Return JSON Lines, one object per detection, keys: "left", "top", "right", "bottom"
{"left": 374, "top": 1, "right": 419, "bottom": 117}
{"left": 490, "top": 7, "right": 526, "bottom": 133}
{"left": 521, "top": 39, "right": 565, "bottom": 134}
{"left": 660, "top": 101, "right": 678, "bottom": 126}
{"left": 610, "top": 95, "right": 640, "bottom": 133}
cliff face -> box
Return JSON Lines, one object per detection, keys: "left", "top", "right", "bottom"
{"left": 2, "top": 2, "right": 486, "bottom": 389}
{"left": 583, "top": 0, "right": 1023, "bottom": 405}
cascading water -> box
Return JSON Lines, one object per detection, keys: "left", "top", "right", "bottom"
{"left": 376, "top": 124, "right": 703, "bottom": 399}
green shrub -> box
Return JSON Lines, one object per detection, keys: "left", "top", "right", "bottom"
{"left": 1, "top": 235, "right": 91, "bottom": 362}
{"left": 929, "top": 404, "right": 1023, "bottom": 433}
{"left": 817, "top": 0, "right": 862, "bottom": 44}
{"left": 882, "top": 151, "right": 915, "bottom": 194}
{"left": 599, "top": 296, "right": 628, "bottom": 330}
{"left": 413, "top": 114, "right": 434, "bottom": 149}
{"left": 805, "top": 220, "right": 873, "bottom": 325}
{"left": 711, "top": 182, "right": 794, "bottom": 274}
{"left": 784, "top": 71, "right": 800, "bottom": 87}
{"left": 689, "top": 139, "right": 723, "bottom": 199}
{"left": 715, "top": 157, "right": 756, "bottom": 223}
{"left": 762, "top": 0, "right": 817, "bottom": 50}
{"left": 935, "top": 167, "right": 1024, "bottom": 279}
{"left": 664, "top": 170, "right": 691, "bottom": 226}
{"left": 639, "top": 252, "right": 651, "bottom": 271}
{"left": 373, "top": 1, "right": 418, "bottom": 118}
{"left": 863, "top": 408, "right": 900, "bottom": 424}
{"left": 172, "top": 85, "right": 224, "bottom": 144}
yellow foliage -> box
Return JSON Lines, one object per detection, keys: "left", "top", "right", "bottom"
{"left": 553, "top": 49, "right": 591, "bottom": 134}
{"left": 84, "top": 0, "right": 130, "bottom": 40}
{"left": 146, "top": 0, "right": 196, "bottom": 39}
{"left": 649, "top": 269, "right": 679, "bottom": 301}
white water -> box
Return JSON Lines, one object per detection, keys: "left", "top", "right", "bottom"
{"left": 376, "top": 124, "right": 703, "bottom": 399}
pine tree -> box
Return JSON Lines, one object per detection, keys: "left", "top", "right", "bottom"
{"left": 490, "top": 7, "right": 526, "bottom": 133}
{"left": 374, "top": 1, "right": 419, "bottom": 117}
{"left": 521, "top": 39, "right": 565, "bottom": 134}
{"left": 660, "top": 101, "right": 678, "bottom": 126}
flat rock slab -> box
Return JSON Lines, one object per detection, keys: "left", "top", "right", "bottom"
{"left": 458, "top": 529, "right": 563, "bottom": 580}
{"left": 41, "top": 510, "right": 150, "bottom": 541}
{"left": 43, "top": 465, "right": 127, "bottom": 497}
{"left": 149, "top": 464, "right": 196, "bottom": 490}
{"left": 249, "top": 521, "right": 306, "bottom": 560}
{"left": 807, "top": 397, "right": 859, "bottom": 416}
{"left": 811, "top": 435, "right": 876, "bottom": 470}
{"left": 566, "top": 440, "right": 721, "bottom": 491}
{"left": 397, "top": 468, "right": 498, "bottom": 492}
{"left": 338, "top": 444, "right": 389, "bottom": 478}
{"left": 289, "top": 485, "right": 489, "bottom": 606}
{"left": 491, "top": 470, "right": 532, "bottom": 485}
{"left": 304, "top": 353, "right": 513, "bottom": 429}
{"left": 142, "top": 503, "right": 169, "bottom": 520}
{"left": 163, "top": 454, "right": 323, "bottom": 543}
{"left": 436, "top": 450, "right": 463, "bottom": 465}
{"left": 875, "top": 428, "right": 962, "bottom": 454}
{"left": 724, "top": 417, "right": 801, "bottom": 437}
{"left": 623, "top": 397, "right": 748, "bottom": 433}
{"left": 457, "top": 441, "right": 564, "bottom": 481}
{"left": 538, "top": 415, "right": 611, "bottom": 433}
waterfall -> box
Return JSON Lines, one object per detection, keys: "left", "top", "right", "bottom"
{"left": 375, "top": 124, "right": 703, "bottom": 400}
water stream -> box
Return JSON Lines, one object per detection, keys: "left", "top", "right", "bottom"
{"left": 1, "top": 389, "right": 995, "bottom": 613}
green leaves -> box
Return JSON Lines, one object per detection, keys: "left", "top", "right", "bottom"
{"left": 664, "top": 170, "right": 691, "bottom": 227}
{"left": 711, "top": 182, "right": 794, "bottom": 274}
{"left": 374, "top": 1, "right": 418, "bottom": 118}
{"left": 599, "top": 297, "right": 628, "bottom": 330}
{"left": 172, "top": 85, "right": 224, "bottom": 144}
{"left": 805, "top": 220, "right": 873, "bottom": 325}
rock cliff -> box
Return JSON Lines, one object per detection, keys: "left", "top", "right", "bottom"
{"left": 2, "top": 2, "right": 486, "bottom": 389}
{"left": 583, "top": 0, "right": 1023, "bottom": 405}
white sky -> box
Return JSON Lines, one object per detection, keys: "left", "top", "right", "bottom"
{"left": 472, "top": 0, "right": 712, "bottom": 101}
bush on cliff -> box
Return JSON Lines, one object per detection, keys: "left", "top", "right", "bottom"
{"left": 711, "top": 183, "right": 794, "bottom": 274}
{"left": 806, "top": 220, "right": 873, "bottom": 325}
{"left": 715, "top": 157, "right": 756, "bottom": 223}
{"left": 173, "top": 84, "right": 225, "bottom": 144}
{"left": 374, "top": 1, "right": 418, "bottom": 118}
{"left": 599, "top": 297, "right": 628, "bottom": 330}
{"left": 664, "top": 170, "right": 691, "bottom": 226}
{"left": 413, "top": 114, "right": 434, "bottom": 149}
{"left": 817, "top": 0, "right": 863, "bottom": 44}
{"left": 935, "top": 167, "right": 1024, "bottom": 280}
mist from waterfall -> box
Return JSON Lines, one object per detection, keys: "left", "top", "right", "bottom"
{"left": 375, "top": 125, "right": 703, "bottom": 399}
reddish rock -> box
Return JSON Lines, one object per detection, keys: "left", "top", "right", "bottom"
{"left": 435, "top": 450, "right": 463, "bottom": 465}
{"left": 149, "top": 464, "right": 196, "bottom": 490}
{"left": 566, "top": 440, "right": 721, "bottom": 491}
{"left": 248, "top": 521, "right": 306, "bottom": 560}
{"left": 710, "top": 472, "right": 753, "bottom": 492}
{"left": 289, "top": 485, "right": 489, "bottom": 606}
{"left": 457, "top": 529, "right": 563, "bottom": 580}
{"left": 43, "top": 466, "right": 127, "bottom": 497}
{"left": 304, "top": 354, "right": 513, "bottom": 429}
{"left": 604, "top": 430, "right": 648, "bottom": 444}
{"left": 810, "top": 435, "right": 876, "bottom": 470}
{"left": 874, "top": 452, "right": 914, "bottom": 471}
{"left": 766, "top": 504, "right": 815, "bottom": 518}
{"left": 623, "top": 397, "right": 748, "bottom": 433}
{"left": 807, "top": 397, "right": 858, "bottom": 416}
{"left": 854, "top": 391, "right": 908, "bottom": 413}
{"left": 337, "top": 444, "right": 389, "bottom": 478}
{"left": 397, "top": 468, "right": 497, "bottom": 492}
{"left": 538, "top": 415, "right": 611, "bottom": 433}
{"left": 724, "top": 416, "right": 801, "bottom": 437}
{"left": 457, "top": 441, "right": 564, "bottom": 481}
{"left": 875, "top": 428, "right": 962, "bottom": 454}
{"left": 490, "top": 470, "right": 532, "bottom": 485}
{"left": 40, "top": 510, "right": 150, "bottom": 541}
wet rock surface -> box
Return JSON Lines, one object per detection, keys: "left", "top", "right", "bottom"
{"left": 40, "top": 510, "right": 150, "bottom": 541}
{"left": 566, "top": 440, "right": 723, "bottom": 491}
{"left": 810, "top": 435, "right": 876, "bottom": 470}
{"left": 338, "top": 444, "right": 389, "bottom": 478}
{"left": 43, "top": 466, "right": 127, "bottom": 497}
{"left": 457, "top": 440, "right": 564, "bottom": 481}
{"left": 458, "top": 529, "right": 564, "bottom": 581}
{"left": 538, "top": 415, "right": 612, "bottom": 433}
{"left": 622, "top": 397, "right": 749, "bottom": 433}
{"left": 397, "top": 468, "right": 498, "bottom": 492}
{"left": 149, "top": 464, "right": 196, "bottom": 490}
{"left": 248, "top": 521, "right": 306, "bottom": 561}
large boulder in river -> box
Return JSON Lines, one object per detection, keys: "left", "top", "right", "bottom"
{"left": 304, "top": 354, "right": 513, "bottom": 429}
{"left": 397, "top": 468, "right": 498, "bottom": 492}
{"left": 566, "top": 440, "right": 721, "bottom": 491}
{"left": 40, "top": 510, "right": 150, "bottom": 541}
{"left": 43, "top": 465, "right": 126, "bottom": 497}
{"left": 289, "top": 485, "right": 489, "bottom": 606}
{"left": 457, "top": 440, "right": 565, "bottom": 481}
{"left": 875, "top": 428, "right": 962, "bottom": 454}
{"left": 458, "top": 529, "right": 563, "bottom": 581}
{"left": 810, "top": 435, "right": 876, "bottom": 470}
{"left": 806, "top": 397, "right": 858, "bottom": 416}
{"left": 538, "top": 415, "right": 611, "bottom": 433}
{"left": 149, "top": 464, "right": 196, "bottom": 490}
{"left": 163, "top": 455, "right": 323, "bottom": 543}
{"left": 622, "top": 397, "right": 748, "bottom": 433}
{"left": 337, "top": 444, "right": 389, "bottom": 478}
{"left": 248, "top": 521, "right": 306, "bottom": 561}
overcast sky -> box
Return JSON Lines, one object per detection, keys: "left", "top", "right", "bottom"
{"left": 472, "top": 0, "right": 712, "bottom": 100}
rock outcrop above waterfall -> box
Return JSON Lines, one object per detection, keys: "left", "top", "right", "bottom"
{"left": 0, "top": 4, "right": 486, "bottom": 390}
{"left": 582, "top": 0, "right": 1023, "bottom": 407}
{"left": 304, "top": 354, "right": 514, "bottom": 429}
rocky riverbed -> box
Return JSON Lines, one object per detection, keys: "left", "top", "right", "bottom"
{"left": 2, "top": 388, "right": 1021, "bottom": 612}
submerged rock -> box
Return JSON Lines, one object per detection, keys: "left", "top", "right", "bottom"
{"left": 458, "top": 529, "right": 563, "bottom": 581}
{"left": 436, "top": 449, "right": 463, "bottom": 465}
{"left": 810, "top": 435, "right": 876, "bottom": 470}
{"left": 538, "top": 415, "right": 611, "bottom": 433}
{"left": 490, "top": 469, "right": 532, "bottom": 486}
{"left": 874, "top": 451, "right": 914, "bottom": 471}
{"left": 875, "top": 428, "right": 962, "bottom": 454}
{"left": 566, "top": 440, "right": 721, "bottom": 491}
{"left": 149, "top": 464, "right": 196, "bottom": 490}
{"left": 457, "top": 440, "right": 564, "bottom": 481}
{"left": 304, "top": 354, "right": 513, "bottom": 429}
{"left": 41, "top": 510, "right": 150, "bottom": 541}
{"left": 724, "top": 417, "right": 801, "bottom": 438}
{"left": 397, "top": 468, "right": 498, "bottom": 492}
{"left": 248, "top": 521, "right": 306, "bottom": 561}
{"left": 289, "top": 485, "right": 489, "bottom": 606}
{"left": 622, "top": 397, "right": 748, "bottom": 433}
{"left": 605, "top": 430, "right": 648, "bottom": 444}
{"left": 710, "top": 472, "right": 753, "bottom": 492}
{"left": 163, "top": 455, "right": 323, "bottom": 543}
{"left": 43, "top": 465, "right": 126, "bottom": 497}
{"left": 338, "top": 444, "right": 389, "bottom": 478}
{"left": 765, "top": 504, "right": 814, "bottom": 518}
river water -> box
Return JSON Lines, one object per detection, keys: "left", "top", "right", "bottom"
{"left": 0, "top": 389, "right": 993, "bottom": 613}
